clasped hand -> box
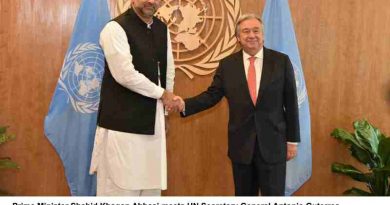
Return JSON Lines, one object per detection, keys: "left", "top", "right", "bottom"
{"left": 161, "top": 91, "right": 184, "bottom": 112}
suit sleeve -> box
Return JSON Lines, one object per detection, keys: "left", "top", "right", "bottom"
{"left": 283, "top": 56, "right": 300, "bottom": 142}
{"left": 182, "top": 64, "right": 225, "bottom": 117}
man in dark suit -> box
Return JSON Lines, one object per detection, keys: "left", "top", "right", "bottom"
{"left": 171, "top": 14, "right": 300, "bottom": 196}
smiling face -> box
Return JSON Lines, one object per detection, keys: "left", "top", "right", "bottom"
{"left": 132, "top": 0, "right": 162, "bottom": 22}
{"left": 236, "top": 18, "right": 264, "bottom": 56}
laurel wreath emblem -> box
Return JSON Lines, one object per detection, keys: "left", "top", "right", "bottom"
{"left": 59, "top": 43, "right": 103, "bottom": 114}
{"left": 291, "top": 62, "right": 308, "bottom": 108}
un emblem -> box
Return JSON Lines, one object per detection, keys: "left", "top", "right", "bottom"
{"left": 59, "top": 43, "right": 105, "bottom": 113}
{"left": 292, "top": 62, "right": 308, "bottom": 108}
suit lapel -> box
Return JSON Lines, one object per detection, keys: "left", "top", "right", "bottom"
{"left": 257, "top": 47, "right": 274, "bottom": 104}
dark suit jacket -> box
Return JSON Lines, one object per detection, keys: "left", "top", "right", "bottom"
{"left": 183, "top": 47, "right": 300, "bottom": 164}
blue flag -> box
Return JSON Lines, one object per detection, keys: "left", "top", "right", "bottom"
{"left": 44, "top": 0, "right": 110, "bottom": 196}
{"left": 262, "top": 0, "right": 312, "bottom": 195}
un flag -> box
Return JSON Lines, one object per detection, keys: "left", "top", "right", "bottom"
{"left": 262, "top": 0, "right": 312, "bottom": 196}
{"left": 44, "top": 0, "right": 110, "bottom": 196}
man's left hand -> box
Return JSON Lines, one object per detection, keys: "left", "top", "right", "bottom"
{"left": 287, "top": 143, "right": 298, "bottom": 161}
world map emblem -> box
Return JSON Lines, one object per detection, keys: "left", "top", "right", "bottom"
{"left": 59, "top": 43, "right": 105, "bottom": 113}
{"left": 116, "top": 0, "right": 241, "bottom": 79}
{"left": 156, "top": 0, "right": 240, "bottom": 78}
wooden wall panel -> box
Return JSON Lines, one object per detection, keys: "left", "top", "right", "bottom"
{"left": 0, "top": 0, "right": 389, "bottom": 196}
{"left": 165, "top": 0, "right": 263, "bottom": 196}
{"left": 288, "top": 0, "right": 390, "bottom": 195}
{"left": 0, "top": 0, "right": 80, "bottom": 195}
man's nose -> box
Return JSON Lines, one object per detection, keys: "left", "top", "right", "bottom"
{"left": 248, "top": 31, "right": 256, "bottom": 38}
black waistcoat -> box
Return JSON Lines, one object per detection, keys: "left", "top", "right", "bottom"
{"left": 97, "top": 9, "right": 168, "bottom": 134}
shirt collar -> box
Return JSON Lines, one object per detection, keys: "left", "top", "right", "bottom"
{"left": 146, "top": 20, "right": 154, "bottom": 29}
{"left": 243, "top": 47, "right": 264, "bottom": 60}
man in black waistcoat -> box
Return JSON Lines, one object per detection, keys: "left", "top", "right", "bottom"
{"left": 171, "top": 14, "right": 300, "bottom": 196}
{"left": 89, "top": 0, "right": 177, "bottom": 196}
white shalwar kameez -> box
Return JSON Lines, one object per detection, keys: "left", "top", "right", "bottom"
{"left": 89, "top": 21, "right": 175, "bottom": 196}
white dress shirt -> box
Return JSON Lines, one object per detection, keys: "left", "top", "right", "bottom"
{"left": 242, "top": 48, "right": 264, "bottom": 96}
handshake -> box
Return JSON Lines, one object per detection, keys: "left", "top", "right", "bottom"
{"left": 161, "top": 90, "right": 185, "bottom": 112}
